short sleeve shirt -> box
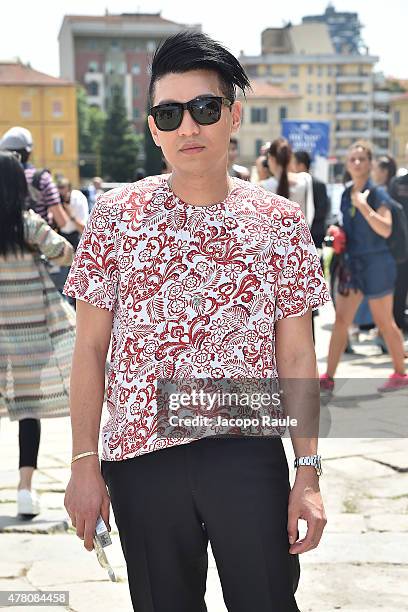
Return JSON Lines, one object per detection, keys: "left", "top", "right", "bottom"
{"left": 64, "top": 175, "right": 330, "bottom": 461}
{"left": 341, "top": 179, "right": 392, "bottom": 256}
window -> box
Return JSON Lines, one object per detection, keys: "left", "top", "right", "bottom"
{"left": 279, "top": 106, "right": 287, "bottom": 121}
{"left": 105, "top": 61, "right": 113, "bottom": 74}
{"left": 53, "top": 137, "right": 64, "bottom": 156}
{"left": 307, "top": 83, "right": 313, "bottom": 94}
{"left": 289, "top": 84, "right": 299, "bottom": 93}
{"left": 394, "top": 110, "right": 400, "bottom": 125}
{"left": 393, "top": 140, "right": 399, "bottom": 156}
{"left": 111, "top": 40, "right": 120, "bottom": 50}
{"left": 250, "top": 107, "right": 268, "bottom": 123}
{"left": 255, "top": 138, "right": 264, "bottom": 156}
{"left": 317, "top": 84, "right": 322, "bottom": 95}
{"left": 20, "top": 100, "right": 31, "bottom": 117}
{"left": 327, "top": 101, "right": 332, "bottom": 113}
{"left": 52, "top": 101, "right": 63, "bottom": 117}
{"left": 290, "top": 65, "right": 298, "bottom": 76}
{"left": 147, "top": 40, "right": 156, "bottom": 52}
{"left": 88, "top": 61, "right": 99, "bottom": 73}
{"left": 317, "top": 66, "right": 323, "bottom": 77}
{"left": 308, "top": 65, "right": 313, "bottom": 75}
{"left": 133, "top": 84, "right": 140, "bottom": 98}
{"left": 317, "top": 102, "right": 322, "bottom": 114}
{"left": 131, "top": 63, "right": 141, "bottom": 75}
{"left": 87, "top": 81, "right": 99, "bottom": 96}
{"left": 307, "top": 102, "right": 313, "bottom": 112}
{"left": 327, "top": 83, "right": 332, "bottom": 95}
{"left": 133, "top": 108, "right": 141, "bottom": 120}
{"left": 327, "top": 66, "right": 333, "bottom": 76}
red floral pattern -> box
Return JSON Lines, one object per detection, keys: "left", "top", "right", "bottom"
{"left": 64, "top": 175, "right": 330, "bottom": 461}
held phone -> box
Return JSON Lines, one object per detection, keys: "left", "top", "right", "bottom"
{"left": 93, "top": 515, "right": 117, "bottom": 582}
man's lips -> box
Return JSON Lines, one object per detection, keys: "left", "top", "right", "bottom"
{"left": 179, "top": 144, "right": 205, "bottom": 152}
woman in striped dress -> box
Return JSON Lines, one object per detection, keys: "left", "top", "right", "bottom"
{"left": 0, "top": 152, "right": 75, "bottom": 518}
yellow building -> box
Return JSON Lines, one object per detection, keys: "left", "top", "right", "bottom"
{"left": 390, "top": 93, "right": 408, "bottom": 168}
{"left": 238, "top": 80, "right": 301, "bottom": 167}
{"left": 240, "top": 23, "right": 381, "bottom": 170}
{"left": 0, "top": 60, "right": 79, "bottom": 185}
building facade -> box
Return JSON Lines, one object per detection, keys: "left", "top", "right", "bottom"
{"left": 240, "top": 23, "right": 379, "bottom": 173}
{"left": 237, "top": 80, "right": 301, "bottom": 166}
{"left": 59, "top": 13, "right": 201, "bottom": 132}
{"left": 0, "top": 61, "right": 79, "bottom": 184}
{"left": 302, "top": 3, "right": 365, "bottom": 54}
{"left": 390, "top": 93, "right": 408, "bottom": 168}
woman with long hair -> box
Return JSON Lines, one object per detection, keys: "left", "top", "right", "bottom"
{"left": 0, "top": 152, "right": 75, "bottom": 518}
{"left": 320, "top": 141, "right": 408, "bottom": 392}
{"left": 372, "top": 155, "right": 397, "bottom": 190}
{"left": 261, "top": 137, "right": 315, "bottom": 227}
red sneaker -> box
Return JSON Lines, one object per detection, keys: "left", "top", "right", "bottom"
{"left": 320, "top": 373, "right": 334, "bottom": 392}
{"left": 377, "top": 373, "right": 408, "bottom": 393}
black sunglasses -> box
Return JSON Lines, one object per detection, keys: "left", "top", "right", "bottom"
{"left": 150, "top": 96, "right": 233, "bottom": 131}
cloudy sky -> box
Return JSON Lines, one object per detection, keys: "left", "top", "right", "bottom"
{"left": 1, "top": 0, "right": 406, "bottom": 78}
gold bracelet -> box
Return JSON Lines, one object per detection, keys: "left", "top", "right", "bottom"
{"left": 71, "top": 451, "right": 99, "bottom": 464}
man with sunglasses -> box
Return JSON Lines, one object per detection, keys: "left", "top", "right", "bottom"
{"left": 64, "top": 31, "right": 330, "bottom": 612}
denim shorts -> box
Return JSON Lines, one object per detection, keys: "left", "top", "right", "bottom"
{"left": 346, "top": 251, "right": 396, "bottom": 299}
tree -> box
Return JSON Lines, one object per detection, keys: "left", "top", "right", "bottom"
{"left": 101, "top": 86, "right": 141, "bottom": 182}
{"left": 144, "top": 106, "right": 163, "bottom": 177}
{"left": 76, "top": 86, "right": 106, "bottom": 178}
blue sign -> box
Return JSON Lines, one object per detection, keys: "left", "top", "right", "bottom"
{"left": 281, "top": 120, "right": 330, "bottom": 159}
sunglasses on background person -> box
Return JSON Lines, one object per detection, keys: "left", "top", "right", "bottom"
{"left": 150, "top": 95, "right": 233, "bottom": 131}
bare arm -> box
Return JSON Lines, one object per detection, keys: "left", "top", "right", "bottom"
{"left": 64, "top": 300, "right": 113, "bottom": 551}
{"left": 275, "top": 309, "right": 327, "bottom": 554}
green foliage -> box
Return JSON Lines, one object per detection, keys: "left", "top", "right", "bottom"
{"left": 144, "top": 110, "right": 163, "bottom": 177}
{"left": 77, "top": 86, "right": 106, "bottom": 178}
{"left": 101, "top": 86, "right": 141, "bottom": 182}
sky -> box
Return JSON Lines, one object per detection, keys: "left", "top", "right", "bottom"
{"left": 1, "top": 0, "right": 407, "bottom": 79}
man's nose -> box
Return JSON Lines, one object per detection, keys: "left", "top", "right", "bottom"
{"left": 177, "top": 109, "right": 200, "bottom": 137}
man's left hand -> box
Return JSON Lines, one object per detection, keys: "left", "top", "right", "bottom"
{"left": 287, "top": 469, "right": 327, "bottom": 554}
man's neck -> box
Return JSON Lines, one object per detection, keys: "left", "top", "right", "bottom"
{"left": 169, "top": 166, "right": 232, "bottom": 206}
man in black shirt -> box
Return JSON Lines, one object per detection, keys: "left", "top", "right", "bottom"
{"left": 294, "top": 151, "right": 330, "bottom": 248}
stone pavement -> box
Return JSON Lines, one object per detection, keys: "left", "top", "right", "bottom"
{"left": 0, "top": 300, "right": 407, "bottom": 611}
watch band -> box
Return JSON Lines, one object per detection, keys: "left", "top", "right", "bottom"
{"left": 294, "top": 454, "right": 322, "bottom": 476}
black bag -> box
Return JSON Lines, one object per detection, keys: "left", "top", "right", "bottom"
{"left": 368, "top": 188, "right": 408, "bottom": 264}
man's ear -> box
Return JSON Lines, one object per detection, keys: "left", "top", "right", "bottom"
{"left": 148, "top": 115, "right": 161, "bottom": 147}
{"left": 230, "top": 100, "right": 242, "bottom": 135}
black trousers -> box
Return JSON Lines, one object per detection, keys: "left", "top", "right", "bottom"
{"left": 19, "top": 418, "right": 41, "bottom": 469}
{"left": 102, "top": 437, "right": 300, "bottom": 612}
{"left": 393, "top": 260, "right": 408, "bottom": 331}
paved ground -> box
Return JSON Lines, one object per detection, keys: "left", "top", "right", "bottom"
{"left": 0, "top": 300, "right": 407, "bottom": 611}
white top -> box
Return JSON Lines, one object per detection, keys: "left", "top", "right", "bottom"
{"left": 60, "top": 189, "right": 89, "bottom": 234}
{"left": 261, "top": 172, "right": 315, "bottom": 227}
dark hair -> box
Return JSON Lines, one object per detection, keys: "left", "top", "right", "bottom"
{"left": 268, "top": 138, "right": 292, "bottom": 199}
{"left": 148, "top": 31, "right": 251, "bottom": 107}
{"left": 12, "top": 148, "right": 30, "bottom": 164}
{"left": 294, "top": 150, "right": 311, "bottom": 171}
{"left": 348, "top": 140, "right": 373, "bottom": 161}
{"left": 376, "top": 155, "right": 397, "bottom": 186}
{"left": 0, "top": 152, "right": 28, "bottom": 257}
{"left": 229, "top": 137, "right": 238, "bottom": 146}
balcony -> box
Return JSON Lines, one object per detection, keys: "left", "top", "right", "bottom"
{"left": 335, "top": 112, "right": 369, "bottom": 120}
{"left": 336, "top": 74, "right": 371, "bottom": 84}
{"left": 336, "top": 93, "right": 370, "bottom": 102}
{"left": 335, "top": 130, "right": 371, "bottom": 139}
{"left": 372, "top": 110, "right": 390, "bottom": 120}
{"left": 268, "top": 75, "right": 285, "bottom": 84}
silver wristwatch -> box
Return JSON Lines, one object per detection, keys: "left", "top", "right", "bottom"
{"left": 294, "top": 454, "right": 322, "bottom": 476}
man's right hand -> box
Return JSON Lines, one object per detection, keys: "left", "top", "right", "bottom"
{"left": 64, "top": 456, "right": 111, "bottom": 552}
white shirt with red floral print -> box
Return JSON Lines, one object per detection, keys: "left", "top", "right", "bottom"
{"left": 64, "top": 175, "right": 331, "bottom": 461}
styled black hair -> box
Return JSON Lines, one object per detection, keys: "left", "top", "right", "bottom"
{"left": 0, "top": 151, "right": 28, "bottom": 257}
{"left": 149, "top": 31, "right": 251, "bottom": 107}
{"left": 294, "top": 150, "right": 311, "bottom": 171}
